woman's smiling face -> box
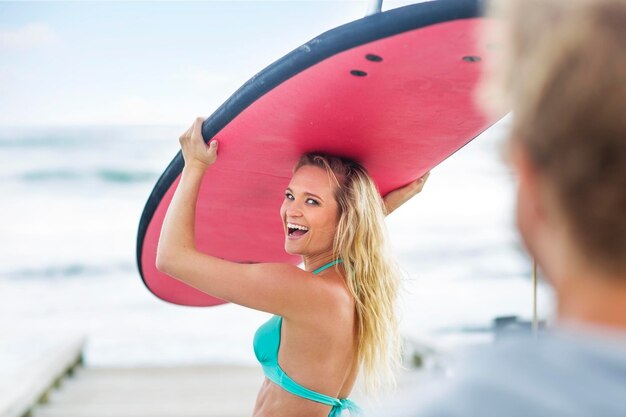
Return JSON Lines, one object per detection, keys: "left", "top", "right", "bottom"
{"left": 280, "top": 165, "right": 340, "bottom": 256}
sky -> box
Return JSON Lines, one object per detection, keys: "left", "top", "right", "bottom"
{"left": 0, "top": 1, "right": 422, "bottom": 127}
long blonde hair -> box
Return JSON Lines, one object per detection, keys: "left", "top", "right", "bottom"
{"left": 294, "top": 153, "right": 403, "bottom": 394}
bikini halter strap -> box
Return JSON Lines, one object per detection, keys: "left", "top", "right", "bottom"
{"left": 312, "top": 259, "right": 343, "bottom": 275}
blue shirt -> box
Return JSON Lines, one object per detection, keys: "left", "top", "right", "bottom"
{"left": 368, "top": 323, "right": 626, "bottom": 417}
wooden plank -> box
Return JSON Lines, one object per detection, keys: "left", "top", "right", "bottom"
{"left": 0, "top": 335, "right": 85, "bottom": 417}
{"left": 33, "top": 366, "right": 264, "bottom": 417}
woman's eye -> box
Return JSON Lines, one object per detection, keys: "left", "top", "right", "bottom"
{"left": 306, "top": 198, "right": 319, "bottom": 205}
{"left": 285, "top": 192, "right": 294, "bottom": 200}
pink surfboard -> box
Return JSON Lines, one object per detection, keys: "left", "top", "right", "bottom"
{"left": 137, "top": 0, "right": 506, "bottom": 306}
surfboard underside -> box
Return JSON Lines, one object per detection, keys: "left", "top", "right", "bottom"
{"left": 137, "top": 1, "right": 505, "bottom": 306}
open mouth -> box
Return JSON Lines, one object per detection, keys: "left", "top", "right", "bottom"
{"left": 287, "top": 223, "right": 309, "bottom": 238}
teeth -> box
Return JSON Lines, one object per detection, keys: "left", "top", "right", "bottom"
{"left": 287, "top": 222, "right": 309, "bottom": 231}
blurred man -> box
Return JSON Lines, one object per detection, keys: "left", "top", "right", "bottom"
{"left": 370, "top": 0, "right": 626, "bottom": 416}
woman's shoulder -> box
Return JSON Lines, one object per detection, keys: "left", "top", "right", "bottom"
{"left": 287, "top": 271, "right": 355, "bottom": 326}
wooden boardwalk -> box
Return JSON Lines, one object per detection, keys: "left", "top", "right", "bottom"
{"left": 1, "top": 335, "right": 267, "bottom": 417}
{"left": 25, "top": 363, "right": 432, "bottom": 417}
{"left": 2, "top": 336, "right": 431, "bottom": 417}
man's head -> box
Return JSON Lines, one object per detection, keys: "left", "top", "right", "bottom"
{"left": 485, "top": 0, "right": 626, "bottom": 288}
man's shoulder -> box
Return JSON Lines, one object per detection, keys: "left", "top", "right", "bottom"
{"left": 368, "top": 326, "right": 626, "bottom": 417}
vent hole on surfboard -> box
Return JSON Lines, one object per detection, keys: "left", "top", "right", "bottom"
{"left": 351, "top": 70, "right": 368, "bottom": 77}
{"left": 462, "top": 56, "right": 481, "bottom": 63}
{"left": 365, "top": 54, "right": 383, "bottom": 62}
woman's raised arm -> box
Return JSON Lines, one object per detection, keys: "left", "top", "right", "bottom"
{"left": 156, "top": 118, "right": 334, "bottom": 318}
{"left": 383, "top": 171, "right": 430, "bottom": 215}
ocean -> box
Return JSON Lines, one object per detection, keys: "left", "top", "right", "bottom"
{"left": 0, "top": 118, "right": 555, "bottom": 367}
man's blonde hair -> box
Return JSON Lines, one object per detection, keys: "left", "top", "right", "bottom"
{"left": 483, "top": 0, "right": 626, "bottom": 275}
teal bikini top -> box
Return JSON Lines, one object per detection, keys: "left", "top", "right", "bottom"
{"left": 253, "top": 259, "right": 360, "bottom": 417}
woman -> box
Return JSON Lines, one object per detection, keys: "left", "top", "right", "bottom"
{"left": 156, "top": 117, "right": 429, "bottom": 417}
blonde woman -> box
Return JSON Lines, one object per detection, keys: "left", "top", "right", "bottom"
{"left": 156, "top": 117, "right": 429, "bottom": 417}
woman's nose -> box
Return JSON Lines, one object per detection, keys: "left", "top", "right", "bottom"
{"left": 286, "top": 203, "right": 303, "bottom": 217}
